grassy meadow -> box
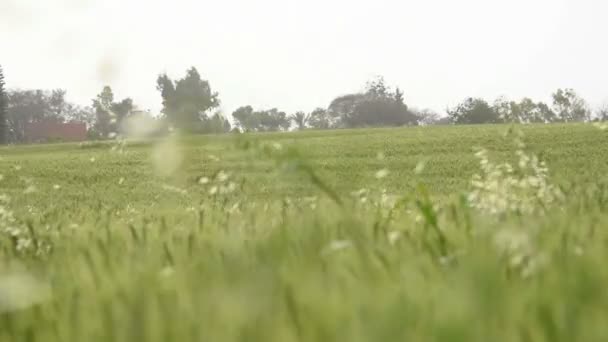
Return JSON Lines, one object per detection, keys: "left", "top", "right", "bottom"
{"left": 1, "top": 123, "right": 608, "bottom": 341}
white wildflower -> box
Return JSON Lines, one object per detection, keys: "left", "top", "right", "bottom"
{"left": 414, "top": 161, "right": 426, "bottom": 175}
{"left": 0, "top": 272, "right": 51, "bottom": 313}
{"left": 375, "top": 169, "right": 390, "bottom": 179}
{"left": 387, "top": 231, "right": 402, "bottom": 245}
{"left": 321, "top": 240, "right": 353, "bottom": 256}
{"left": 216, "top": 171, "right": 229, "bottom": 182}
{"left": 23, "top": 186, "right": 37, "bottom": 194}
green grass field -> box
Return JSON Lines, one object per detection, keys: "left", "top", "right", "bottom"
{"left": 1, "top": 123, "right": 608, "bottom": 341}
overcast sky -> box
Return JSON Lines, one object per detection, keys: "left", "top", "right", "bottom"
{"left": 1, "top": 0, "right": 607, "bottom": 115}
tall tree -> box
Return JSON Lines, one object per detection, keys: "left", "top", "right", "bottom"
{"left": 49, "top": 89, "right": 68, "bottom": 119}
{"left": 92, "top": 86, "right": 115, "bottom": 138}
{"left": 596, "top": 104, "right": 608, "bottom": 121}
{"left": 290, "top": 111, "right": 309, "bottom": 130}
{"left": 551, "top": 88, "right": 590, "bottom": 122}
{"left": 0, "top": 65, "right": 7, "bottom": 144}
{"left": 111, "top": 98, "right": 134, "bottom": 130}
{"left": 157, "top": 67, "right": 220, "bottom": 131}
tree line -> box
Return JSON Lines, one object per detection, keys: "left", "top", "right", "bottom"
{"left": 1, "top": 64, "right": 607, "bottom": 143}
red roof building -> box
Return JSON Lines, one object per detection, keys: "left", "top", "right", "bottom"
{"left": 25, "top": 121, "right": 87, "bottom": 143}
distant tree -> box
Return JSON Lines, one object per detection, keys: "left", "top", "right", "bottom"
{"left": 91, "top": 86, "right": 135, "bottom": 138}
{"left": 157, "top": 67, "right": 220, "bottom": 131}
{"left": 448, "top": 98, "right": 500, "bottom": 124}
{"left": 290, "top": 111, "right": 309, "bottom": 130}
{"left": 231, "top": 106, "right": 289, "bottom": 132}
{"left": 259, "top": 108, "right": 290, "bottom": 131}
{"left": 92, "top": 86, "right": 115, "bottom": 138}
{"left": 6, "top": 89, "right": 52, "bottom": 142}
{"left": 328, "top": 77, "right": 418, "bottom": 128}
{"left": 493, "top": 97, "right": 555, "bottom": 123}
{"left": 111, "top": 98, "right": 134, "bottom": 128}
{"left": 4, "top": 88, "right": 93, "bottom": 142}
{"left": 48, "top": 89, "right": 68, "bottom": 119}
{"left": 156, "top": 73, "right": 177, "bottom": 117}
{"left": 232, "top": 106, "right": 257, "bottom": 132}
{"left": 596, "top": 103, "right": 608, "bottom": 121}
{"left": 551, "top": 88, "right": 590, "bottom": 122}
{"left": 0, "top": 65, "right": 7, "bottom": 144}
{"left": 64, "top": 105, "right": 96, "bottom": 128}
{"left": 199, "top": 111, "right": 231, "bottom": 134}
{"left": 412, "top": 108, "right": 442, "bottom": 125}
{"left": 308, "top": 108, "right": 332, "bottom": 129}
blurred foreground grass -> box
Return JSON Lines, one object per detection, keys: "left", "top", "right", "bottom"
{"left": 1, "top": 123, "right": 608, "bottom": 341}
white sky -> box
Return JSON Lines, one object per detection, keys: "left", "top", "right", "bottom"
{"left": 1, "top": 0, "right": 607, "bottom": 115}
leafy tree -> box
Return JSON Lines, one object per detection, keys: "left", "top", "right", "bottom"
{"left": 49, "top": 89, "right": 68, "bottom": 118}
{"left": 111, "top": 98, "right": 134, "bottom": 128}
{"left": 448, "top": 98, "right": 500, "bottom": 124}
{"left": 4, "top": 88, "right": 94, "bottom": 142}
{"left": 0, "top": 65, "right": 7, "bottom": 144}
{"left": 551, "top": 88, "right": 590, "bottom": 122}
{"left": 231, "top": 106, "right": 290, "bottom": 132}
{"left": 92, "top": 86, "right": 115, "bottom": 138}
{"left": 232, "top": 106, "right": 257, "bottom": 132}
{"left": 596, "top": 104, "right": 608, "bottom": 121}
{"left": 6, "top": 89, "right": 52, "bottom": 142}
{"left": 328, "top": 77, "right": 417, "bottom": 128}
{"left": 157, "top": 67, "right": 220, "bottom": 131}
{"left": 308, "top": 108, "right": 332, "bottom": 129}
{"left": 493, "top": 97, "right": 555, "bottom": 123}
{"left": 92, "top": 86, "right": 135, "bottom": 138}
{"left": 259, "top": 108, "right": 290, "bottom": 131}
{"left": 412, "top": 108, "right": 442, "bottom": 125}
{"left": 290, "top": 111, "right": 309, "bottom": 130}
{"left": 64, "top": 105, "right": 96, "bottom": 128}
{"left": 200, "top": 112, "right": 231, "bottom": 134}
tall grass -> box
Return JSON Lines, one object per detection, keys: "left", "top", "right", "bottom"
{"left": 1, "top": 124, "right": 608, "bottom": 341}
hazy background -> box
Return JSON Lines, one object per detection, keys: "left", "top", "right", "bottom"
{"left": 1, "top": 0, "right": 607, "bottom": 115}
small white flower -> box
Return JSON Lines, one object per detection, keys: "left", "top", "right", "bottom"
{"left": 198, "top": 177, "right": 210, "bottom": 185}
{"left": 414, "top": 161, "right": 426, "bottom": 175}
{"left": 23, "top": 186, "right": 37, "bottom": 194}
{"left": 209, "top": 186, "right": 218, "bottom": 195}
{"left": 159, "top": 267, "right": 175, "bottom": 278}
{"left": 388, "top": 231, "right": 402, "bottom": 245}
{"left": 375, "top": 169, "right": 390, "bottom": 179}
{"left": 53, "top": 184, "right": 61, "bottom": 190}
{"left": 321, "top": 240, "right": 352, "bottom": 255}
{"left": 216, "top": 171, "right": 229, "bottom": 182}
{"left": 89, "top": 157, "right": 96, "bottom": 163}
